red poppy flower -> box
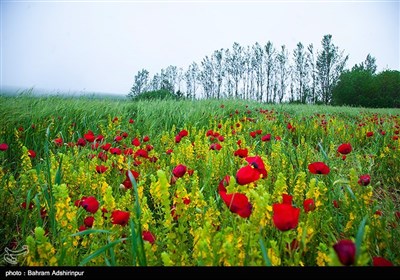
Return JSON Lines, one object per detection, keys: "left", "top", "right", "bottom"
{"left": 372, "top": 256, "right": 393, "bottom": 266}
{"left": 272, "top": 203, "right": 300, "bottom": 231}
{"left": 96, "top": 134, "right": 104, "bottom": 142}
{"left": 236, "top": 165, "right": 262, "bottom": 185}
{"left": 219, "top": 189, "right": 252, "bottom": 218}
{"left": 80, "top": 196, "right": 99, "bottom": 214}
{"left": 148, "top": 156, "right": 158, "bottom": 163}
{"left": 92, "top": 143, "right": 100, "bottom": 150}
{"left": 84, "top": 216, "right": 94, "bottom": 227}
{"left": 146, "top": 144, "right": 153, "bottom": 151}
{"left": 28, "top": 150, "right": 36, "bottom": 158}
{"left": 21, "top": 202, "right": 34, "bottom": 210}
{"left": 54, "top": 138, "right": 63, "bottom": 147}
{"left": 210, "top": 143, "right": 222, "bottom": 150}
{"left": 110, "top": 147, "right": 121, "bottom": 155}
{"left": 175, "top": 135, "right": 182, "bottom": 143}
{"left": 303, "top": 198, "right": 316, "bottom": 213}
{"left": 166, "top": 149, "right": 173, "bottom": 155}
{"left": 333, "top": 239, "right": 356, "bottom": 266}
{"left": 79, "top": 225, "right": 87, "bottom": 232}
{"left": 250, "top": 131, "right": 257, "bottom": 138}
{"left": 143, "top": 135, "right": 150, "bottom": 142}
{"left": 96, "top": 165, "right": 108, "bottom": 174}
{"left": 98, "top": 152, "right": 108, "bottom": 162}
{"left": 111, "top": 210, "right": 130, "bottom": 226}
{"left": 261, "top": 134, "right": 271, "bottom": 142}
{"left": 282, "top": 193, "right": 293, "bottom": 205}
{"left": 179, "top": 129, "right": 188, "bottom": 137}
{"left": 131, "top": 137, "right": 140, "bottom": 147}
{"left": 333, "top": 200, "right": 340, "bottom": 208}
{"left": 84, "top": 131, "right": 96, "bottom": 143}
{"left": 218, "top": 175, "right": 231, "bottom": 193}
{"left": 77, "top": 138, "right": 86, "bottom": 147}
{"left": 366, "top": 131, "right": 374, "bottom": 137}
{"left": 308, "top": 162, "right": 330, "bottom": 175}
{"left": 234, "top": 148, "right": 248, "bottom": 158}
{"left": 0, "top": 143, "right": 9, "bottom": 151}
{"left": 129, "top": 118, "right": 134, "bottom": 124}
{"left": 75, "top": 196, "right": 87, "bottom": 207}
{"left": 358, "top": 174, "right": 371, "bottom": 186}
{"left": 123, "top": 148, "right": 133, "bottom": 155}
{"left": 173, "top": 164, "right": 187, "bottom": 178}
{"left": 114, "top": 135, "right": 123, "bottom": 142}
{"left": 142, "top": 230, "right": 156, "bottom": 244}
{"left": 134, "top": 149, "right": 148, "bottom": 158}
{"left": 101, "top": 143, "right": 111, "bottom": 151}
{"left": 122, "top": 170, "right": 139, "bottom": 189}
{"left": 245, "top": 156, "right": 268, "bottom": 178}
{"left": 337, "top": 143, "right": 352, "bottom": 155}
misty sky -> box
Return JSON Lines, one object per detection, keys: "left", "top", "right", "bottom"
{"left": 1, "top": 0, "right": 399, "bottom": 95}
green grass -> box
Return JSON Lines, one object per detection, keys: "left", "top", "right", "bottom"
{"left": 0, "top": 92, "right": 399, "bottom": 266}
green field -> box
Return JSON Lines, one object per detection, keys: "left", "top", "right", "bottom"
{"left": 0, "top": 94, "right": 399, "bottom": 266}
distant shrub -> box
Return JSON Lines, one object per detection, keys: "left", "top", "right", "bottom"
{"left": 130, "top": 89, "right": 178, "bottom": 101}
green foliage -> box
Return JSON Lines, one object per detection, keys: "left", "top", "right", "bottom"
{"left": 129, "top": 89, "right": 179, "bottom": 101}
{"left": 332, "top": 69, "right": 400, "bottom": 108}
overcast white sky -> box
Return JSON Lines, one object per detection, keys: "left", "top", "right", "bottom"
{"left": 1, "top": 0, "right": 399, "bottom": 95}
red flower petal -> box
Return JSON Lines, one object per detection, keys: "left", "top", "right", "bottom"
{"left": 236, "top": 165, "right": 261, "bottom": 185}
{"left": 272, "top": 203, "right": 300, "bottom": 231}
{"left": 333, "top": 239, "right": 356, "bottom": 266}
{"left": 308, "top": 162, "right": 330, "bottom": 175}
{"left": 111, "top": 210, "right": 130, "bottom": 226}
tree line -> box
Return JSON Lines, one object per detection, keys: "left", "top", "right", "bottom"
{"left": 128, "top": 34, "right": 399, "bottom": 107}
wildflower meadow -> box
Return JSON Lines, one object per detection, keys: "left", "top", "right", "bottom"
{"left": 0, "top": 95, "right": 399, "bottom": 267}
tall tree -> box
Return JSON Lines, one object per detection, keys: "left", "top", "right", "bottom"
{"left": 185, "top": 62, "right": 199, "bottom": 99}
{"left": 226, "top": 42, "right": 245, "bottom": 98}
{"left": 307, "top": 44, "right": 317, "bottom": 104}
{"left": 212, "top": 49, "right": 225, "bottom": 99}
{"left": 364, "top": 54, "right": 377, "bottom": 74}
{"left": 199, "top": 56, "right": 215, "bottom": 99}
{"left": 128, "top": 69, "right": 149, "bottom": 98}
{"left": 149, "top": 73, "right": 161, "bottom": 91}
{"left": 252, "top": 42, "right": 264, "bottom": 101}
{"left": 277, "top": 45, "right": 290, "bottom": 103}
{"left": 316, "top": 34, "right": 348, "bottom": 104}
{"left": 293, "top": 42, "right": 309, "bottom": 103}
{"left": 352, "top": 53, "right": 377, "bottom": 74}
{"left": 242, "top": 45, "right": 253, "bottom": 100}
{"left": 264, "top": 41, "right": 275, "bottom": 103}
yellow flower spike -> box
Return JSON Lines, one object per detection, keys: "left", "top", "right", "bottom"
{"left": 315, "top": 180, "right": 328, "bottom": 207}
{"left": 248, "top": 184, "right": 272, "bottom": 227}
{"left": 191, "top": 221, "right": 215, "bottom": 265}
{"left": 344, "top": 212, "right": 356, "bottom": 233}
{"left": 267, "top": 240, "right": 281, "bottom": 266}
{"left": 316, "top": 243, "right": 330, "bottom": 266}
{"left": 306, "top": 178, "right": 317, "bottom": 201}
{"left": 293, "top": 171, "right": 307, "bottom": 202}
{"left": 20, "top": 146, "right": 32, "bottom": 174}
{"left": 102, "top": 185, "right": 116, "bottom": 211}
{"left": 272, "top": 172, "right": 288, "bottom": 201}
{"left": 25, "top": 227, "right": 58, "bottom": 266}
